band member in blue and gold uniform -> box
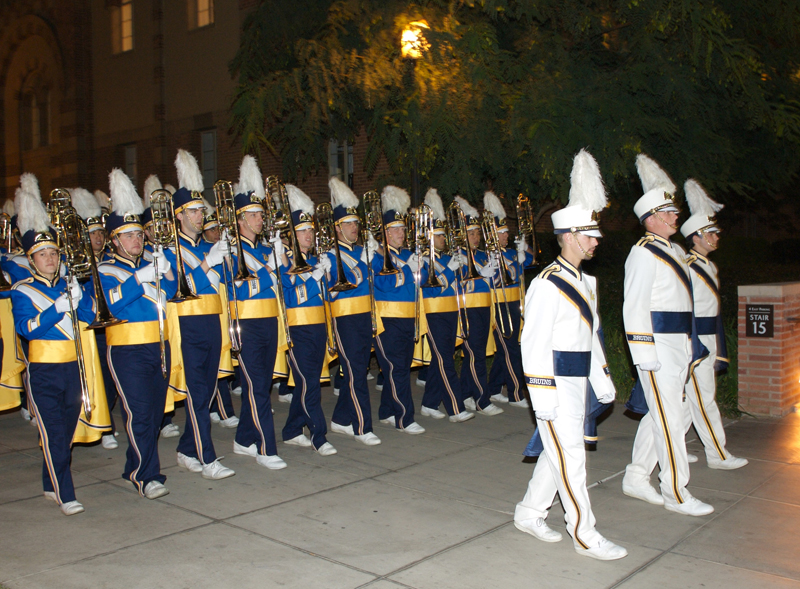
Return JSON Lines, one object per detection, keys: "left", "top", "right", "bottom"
{"left": 281, "top": 184, "right": 337, "bottom": 455}
{"left": 325, "top": 177, "right": 382, "bottom": 446}
{"left": 452, "top": 196, "right": 502, "bottom": 416}
{"left": 484, "top": 191, "right": 535, "bottom": 408}
{"left": 621, "top": 154, "right": 714, "bottom": 517}
{"left": 98, "top": 169, "right": 175, "bottom": 499}
{"left": 371, "top": 186, "right": 425, "bottom": 435}
{"left": 419, "top": 189, "right": 474, "bottom": 423}
{"left": 11, "top": 178, "right": 96, "bottom": 515}
{"left": 226, "top": 155, "right": 286, "bottom": 470}
{"left": 514, "top": 149, "right": 626, "bottom": 561}
{"left": 168, "top": 149, "right": 234, "bottom": 480}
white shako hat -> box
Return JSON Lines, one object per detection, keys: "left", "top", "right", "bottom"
{"left": 680, "top": 179, "right": 723, "bottom": 238}
{"left": 424, "top": 188, "right": 446, "bottom": 235}
{"left": 286, "top": 184, "right": 315, "bottom": 232}
{"left": 551, "top": 148, "right": 607, "bottom": 238}
{"left": 483, "top": 191, "right": 508, "bottom": 232}
{"left": 633, "top": 153, "right": 679, "bottom": 222}
{"left": 381, "top": 185, "right": 410, "bottom": 229}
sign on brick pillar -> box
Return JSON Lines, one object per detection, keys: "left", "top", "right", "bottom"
{"left": 738, "top": 282, "right": 800, "bottom": 417}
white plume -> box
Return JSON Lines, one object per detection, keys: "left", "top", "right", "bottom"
{"left": 381, "top": 185, "right": 410, "bottom": 215}
{"left": 202, "top": 198, "right": 215, "bottom": 214}
{"left": 142, "top": 175, "right": 163, "bottom": 207}
{"left": 3, "top": 199, "right": 15, "bottom": 216}
{"left": 70, "top": 187, "right": 101, "bottom": 219}
{"left": 454, "top": 195, "right": 479, "bottom": 218}
{"left": 329, "top": 177, "right": 359, "bottom": 209}
{"left": 232, "top": 183, "right": 240, "bottom": 196}
{"left": 684, "top": 179, "right": 723, "bottom": 217}
{"left": 16, "top": 176, "right": 49, "bottom": 235}
{"left": 94, "top": 190, "right": 110, "bottom": 209}
{"left": 109, "top": 168, "right": 144, "bottom": 216}
{"left": 164, "top": 184, "right": 176, "bottom": 195}
{"left": 483, "top": 191, "right": 506, "bottom": 220}
{"left": 635, "top": 153, "right": 676, "bottom": 195}
{"left": 568, "top": 149, "right": 607, "bottom": 213}
{"left": 424, "top": 188, "right": 445, "bottom": 221}
{"left": 175, "top": 149, "right": 204, "bottom": 192}
{"left": 286, "top": 184, "right": 315, "bottom": 215}
{"left": 237, "top": 155, "right": 265, "bottom": 198}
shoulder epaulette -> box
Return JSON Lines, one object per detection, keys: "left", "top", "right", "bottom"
{"left": 12, "top": 276, "right": 34, "bottom": 290}
{"left": 635, "top": 235, "right": 655, "bottom": 247}
{"left": 538, "top": 263, "right": 560, "bottom": 281}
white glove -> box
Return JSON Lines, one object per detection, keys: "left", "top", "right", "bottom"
{"left": 135, "top": 263, "right": 157, "bottom": 284}
{"left": 516, "top": 236, "right": 527, "bottom": 264}
{"left": 479, "top": 259, "right": 498, "bottom": 279}
{"left": 536, "top": 408, "right": 557, "bottom": 421}
{"left": 59, "top": 263, "right": 68, "bottom": 278}
{"left": 446, "top": 254, "right": 463, "bottom": 272}
{"left": 55, "top": 278, "right": 82, "bottom": 312}
{"left": 54, "top": 294, "right": 71, "bottom": 314}
{"left": 269, "top": 231, "right": 285, "bottom": 260}
{"left": 367, "top": 233, "right": 380, "bottom": 255}
{"left": 317, "top": 255, "right": 332, "bottom": 273}
{"left": 639, "top": 361, "right": 662, "bottom": 372}
{"left": 152, "top": 246, "right": 171, "bottom": 275}
{"left": 206, "top": 234, "right": 230, "bottom": 267}
{"left": 406, "top": 253, "right": 420, "bottom": 273}
{"left": 597, "top": 391, "right": 616, "bottom": 404}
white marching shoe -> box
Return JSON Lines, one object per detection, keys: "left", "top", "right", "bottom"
{"left": 449, "top": 411, "right": 475, "bottom": 423}
{"left": 176, "top": 452, "right": 203, "bottom": 473}
{"left": 664, "top": 494, "right": 714, "bottom": 517}
{"left": 514, "top": 518, "right": 563, "bottom": 543}
{"left": 687, "top": 453, "right": 699, "bottom": 463}
{"left": 233, "top": 441, "right": 258, "bottom": 457}
{"left": 403, "top": 422, "right": 425, "bottom": 435}
{"left": 210, "top": 412, "right": 221, "bottom": 424}
{"left": 490, "top": 393, "right": 509, "bottom": 404}
{"left": 60, "top": 501, "right": 85, "bottom": 516}
{"left": 284, "top": 434, "right": 312, "bottom": 447}
{"left": 509, "top": 398, "right": 530, "bottom": 408}
{"left": 577, "top": 537, "right": 628, "bottom": 561}
{"left": 478, "top": 403, "right": 504, "bottom": 416}
{"left": 707, "top": 455, "right": 749, "bottom": 470}
{"left": 355, "top": 432, "right": 381, "bottom": 446}
{"left": 256, "top": 454, "right": 287, "bottom": 470}
{"left": 278, "top": 394, "right": 293, "bottom": 404}
{"left": 330, "top": 422, "right": 355, "bottom": 436}
{"left": 144, "top": 481, "right": 170, "bottom": 499}
{"left": 622, "top": 480, "right": 665, "bottom": 506}
{"left": 464, "top": 398, "right": 477, "bottom": 412}
{"left": 201, "top": 460, "right": 235, "bottom": 480}
{"left": 316, "top": 442, "right": 338, "bottom": 456}
{"left": 160, "top": 423, "right": 180, "bottom": 438}
{"left": 420, "top": 406, "right": 446, "bottom": 419}
{"left": 101, "top": 434, "right": 118, "bottom": 449}
{"left": 218, "top": 416, "right": 239, "bottom": 428}
{"left": 415, "top": 378, "right": 426, "bottom": 387}
{"left": 379, "top": 416, "right": 396, "bottom": 426}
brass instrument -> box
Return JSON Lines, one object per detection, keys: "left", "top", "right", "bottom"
{"left": 0, "top": 214, "right": 13, "bottom": 291}
{"left": 361, "top": 191, "right": 398, "bottom": 337}
{"left": 264, "top": 177, "right": 296, "bottom": 348}
{"left": 409, "top": 204, "right": 442, "bottom": 343}
{"left": 446, "top": 202, "right": 480, "bottom": 340}
{"left": 214, "top": 180, "right": 256, "bottom": 356}
{"left": 516, "top": 194, "right": 539, "bottom": 316}
{"left": 47, "top": 188, "right": 72, "bottom": 248}
{"left": 405, "top": 210, "right": 421, "bottom": 343}
{"left": 481, "top": 212, "right": 513, "bottom": 339}
{"left": 314, "top": 204, "right": 341, "bottom": 355}
{"left": 150, "top": 188, "right": 197, "bottom": 377}
{"left": 316, "top": 202, "right": 356, "bottom": 293}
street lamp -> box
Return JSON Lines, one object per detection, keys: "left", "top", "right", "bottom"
{"left": 401, "top": 20, "right": 429, "bottom": 207}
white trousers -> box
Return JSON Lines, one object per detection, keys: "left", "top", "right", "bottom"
{"left": 514, "top": 377, "right": 602, "bottom": 549}
{"left": 685, "top": 339, "right": 728, "bottom": 461}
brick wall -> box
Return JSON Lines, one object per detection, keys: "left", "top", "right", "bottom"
{"left": 737, "top": 282, "right": 800, "bottom": 417}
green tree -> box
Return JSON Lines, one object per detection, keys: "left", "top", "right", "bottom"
{"left": 230, "top": 0, "right": 800, "bottom": 209}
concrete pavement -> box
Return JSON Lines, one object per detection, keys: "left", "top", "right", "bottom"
{"left": 0, "top": 378, "right": 798, "bottom": 588}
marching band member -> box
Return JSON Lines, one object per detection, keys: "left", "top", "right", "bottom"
{"left": 372, "top": 186, "right": 425, "bottom": 434}
{"left": 11, "top": 175, "right": 95, "bottom": 515}
{"left": 514, "top": 149, "right": 626, "bottom": 560}
{"left": 169, "top": 149, "right": 235, "bottom": 480}
{"left": 419, "top": 189, "right": 473, "bottom": 423}
{"left": 484, "top": 191, "right": 535, "bottom": 408}
{"left": 679, "top": 181, "right": 747, "bottom": 470}
{"left": 227, "top": 156, "right": 286, "bottom": 470}
{"left": 71, "top": 187, "right": 119, "bottom": 450}
{"left": 326, "top": 177, "right": 382, "bottom": 445}
{"left": 98, "top": 169, "right": 175, "bottom": 499}
{"left": 280, "top": 184, "right": 337, "bottom": 455}
{"left": 452, "top": 196, "right": 502, "bottom": 416}
{"left": 621, "top": 154, "right": 714, "bottom": 516}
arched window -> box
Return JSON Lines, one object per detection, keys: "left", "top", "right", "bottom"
{"left": 20, "top": 87, "right": 51, "bottom": 151}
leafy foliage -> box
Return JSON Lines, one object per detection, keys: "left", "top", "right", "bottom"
{"left": 230, "top": 0, "right": 800, "bottom": 208}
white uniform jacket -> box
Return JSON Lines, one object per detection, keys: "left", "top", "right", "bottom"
{"left": 687, "top": 251, "right": 727, "bottom": 363}
{"left": 623, "top": 233, "right": 693, "bottom": 367}
{"left": 520, "top": 256, "right": 615, "bottom": 414}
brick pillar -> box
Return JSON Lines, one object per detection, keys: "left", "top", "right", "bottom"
{"left": 738, "top": 282, "right": 800, "bottom": 416}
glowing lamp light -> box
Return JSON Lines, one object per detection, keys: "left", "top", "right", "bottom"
{"left": 401, "top": 21, "right": 430, "bottom": 59}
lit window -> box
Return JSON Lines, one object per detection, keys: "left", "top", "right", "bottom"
{"left": 328, "top": 139, "right": 354, "bottom": 188}
{"left": 112, "top": 0, "right": 134, "bottom": 54}
{"left": 201, "top": 130, "right": 217, "bottom": 200}
{"left": 124, "top": 144, "right": 137, "bottom": 185}
{"left": 188, "top": 0, "right": 214, "bottom": 30}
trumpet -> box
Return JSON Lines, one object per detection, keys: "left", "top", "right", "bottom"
{"left": 0, "top": 214, "right": 13, "bottom": 291}
{"left": 516, "top": 194, "right": 539, "bottom": 316}
{"left": 362, "top": 191, "right": 398, "bottom": 337}
{"left": 314, "top": 203, "right": 343, "bottom": 355}
{"left": 214, "top": 180, "right": 256, "bottom": 357}
{"left": 481, "top": 212, "right": 513, "bottom": 339}
{"left": 150, "top": 188, "right": 198, "bottom": 377}
{"left": 264, "top": 177, "right": 297, "bottom": 348}
{"left": 446, "top": 202, "right": 481, "bottom": 340}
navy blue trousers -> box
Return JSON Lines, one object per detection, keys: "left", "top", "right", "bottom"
{"left": 283, "top": 323, "right": 328, "bottom": 449}
{"left": 488, "top": 301, "right": 524, "bottom": 402}
{"left": 331, "top": 312, "right": 373, "bottom": 435}
{"left": 422, "top": 311, "right": 465, "bottom": 416}
{"left": 375, "top": 317, "right": 416, "bottom": 428}
{"left": 108, "top": 342, "right": 170, "bottom": 494}
{"left": 176, "top": 314, "right": 221, "bottom": 464}
{"left": 95, "top": 330, "right": 118, "bottom": 433}
{"left": 28, "top": 361, "right": 81, "bottom": 504}
{"left": 210, "top": 377, "right": 236, "bottom": 419}
{"left": 460, "top": 306, "right": 492, "bottom": 409}
{"left": 234, "top": 317, "right": 278, "bottom": 456}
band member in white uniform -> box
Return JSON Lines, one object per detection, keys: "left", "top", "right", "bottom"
{"left": 514, "top": 149, "right": 626, "bottom": 561}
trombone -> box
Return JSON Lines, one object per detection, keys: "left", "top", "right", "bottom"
{"left": 264, "top": 176, "right": 297, "bottom": 348}
{"left": 213, "top": 180, "right": 256, "bottom": 357}
{"left": 516, "top": 194, "right": 540, "bottom": 316}
{"left": 150, "top": 188, "right": 198, "bottom": 377}
{"left": 409, "top": 204, "right": 442, "bottom": 343}
{"left": 0, "top": 214, "right": 13, "bottom": 291}
{"left": 481, "top": 212, "right": 513, "bottom": 339}
{"left": 446, "top": 202, "right": 480, "bottom": 340}
{"left": 362, "top": 191, "right": 398, "bottom": 337}
{"left": 314, "top": 203, "right": 346, "bottom": 355}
